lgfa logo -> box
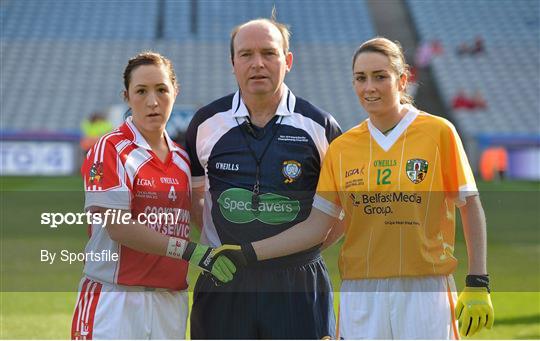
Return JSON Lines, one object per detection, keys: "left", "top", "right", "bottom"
{"left": 345, "top": 166, "right": 365, "bottom": 178}
{"left": 137, "top": 177, "right": 155, "bottom": 187}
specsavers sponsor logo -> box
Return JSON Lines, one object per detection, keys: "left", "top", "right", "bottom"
{"left": 217, "top": 188, "right": 300, "bottom": 225}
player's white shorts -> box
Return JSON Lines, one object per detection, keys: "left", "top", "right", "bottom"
{"left": 338, "top": 275, "right": 459, "bottom": 340}
{"left": 71, "top": 277, "right": 188, "bottom": 340}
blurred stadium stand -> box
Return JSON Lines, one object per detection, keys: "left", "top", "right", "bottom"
{"left": 1, "top": 0, "right": 375, "bottom": 134}
{"left": 1, "top": 1, "right": 159, "bottom": 40}
{"left": 407, "top": 0, "right": 539, "bottom": 179}
{"left": 407, "top": 0, "right": 539, "bottom": 136}
{"left": 1, "top": 0, "right": 538, "bottom": 178}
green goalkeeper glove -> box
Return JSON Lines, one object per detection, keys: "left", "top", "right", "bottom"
{"left": 182, "top": 242, "right": 237, "bottom": 283}
{"left": 455, "top": 275, "right": 494, "bottom": 337}
{"left": 211, "top": 243, "right": 257, "bottom": 268}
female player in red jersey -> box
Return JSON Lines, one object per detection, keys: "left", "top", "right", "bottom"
{"left": 220, "top": 37, "right": 494, "bottom": 339}
{"left": 71, "top": 52, "right": 236, "bottom": 339}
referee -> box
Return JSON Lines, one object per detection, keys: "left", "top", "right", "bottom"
{"left": 186, "top": 17, "right": 343, "bottom": 339}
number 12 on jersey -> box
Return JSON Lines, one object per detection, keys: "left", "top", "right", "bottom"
{"left": 377, "top": 168, "right": 392, "bottom": 185}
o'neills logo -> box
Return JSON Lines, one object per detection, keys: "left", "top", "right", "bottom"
{"left": 217, "top": 188, "right": 300, "bottom": 225}
{"left": 160, "top": 177, "right": 179, "bottom": 185}
{"left": 215, "top": 162, "right": 240, "bottom": 171}
{"left": 374, "top": 159, "right": 397, "bottom": 167}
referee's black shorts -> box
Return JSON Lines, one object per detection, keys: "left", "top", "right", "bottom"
{"left": 190, "top": 253, "right": 335, "bottom": 339}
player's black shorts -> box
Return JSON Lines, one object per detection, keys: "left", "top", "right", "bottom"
{"left": 190, "top": 252, "right": 336, "bottom": 339}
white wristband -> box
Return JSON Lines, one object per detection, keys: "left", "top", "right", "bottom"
{"left": 166, "top": 237, "right": 188, "bottom": 259}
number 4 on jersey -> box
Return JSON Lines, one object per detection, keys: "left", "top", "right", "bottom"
{"left": 168, "top": 185, "right": 177, "bottom": 201}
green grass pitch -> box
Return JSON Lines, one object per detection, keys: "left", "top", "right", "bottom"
{"left": 1, "top": 176, "right": 539, "bottom": 339}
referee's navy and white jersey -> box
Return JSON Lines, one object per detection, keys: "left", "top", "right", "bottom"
{"left": 186, "top": 85, "right": 341, "bottom": 260}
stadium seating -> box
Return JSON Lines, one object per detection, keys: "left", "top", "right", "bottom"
{"left": 1, "top": 1, "right": 158, "bottom": 40}
{"left": 163, "top": 0, "right": 374, "bottom": 44}
{"left": 1, "top": 0, "right": 376, "bottom": 133}
{"left": 407, "top": 0, "right": 539, "bottom": 135}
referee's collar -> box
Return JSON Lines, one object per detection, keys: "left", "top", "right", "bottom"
{"left": 122, "top": 116, "right": 181, "bottom": 152}
{"left": 231, "top": 84, "right": 296, "bottom": 119}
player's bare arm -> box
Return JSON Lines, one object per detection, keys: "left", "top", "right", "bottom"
{"left": 100, "top": 207, "right": 170, "bottom": 256}
{"left": 190, "top": 185, "right": 205, "bottom": 232}
{"left": 252, "top": 207, "right": 338, "bottom": 260}
{"left": 320, "top": 218, "right": 346, "bottom": 251}
{"left": 101, "top": 207, "right": 237, "bottom": 283}
{"left": 456, "top": 194, "right": 493, "bottom": 337}
{"left": 459, "top": 195, "right": 488, "bottom": 275}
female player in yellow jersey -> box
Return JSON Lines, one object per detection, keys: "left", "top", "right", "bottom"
{"left": 219, "top": 37, "right": 494, "bottom": 339}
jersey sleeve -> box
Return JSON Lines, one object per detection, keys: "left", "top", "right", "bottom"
{"left": 313, "top": 143, "right": 343, "bottom": 218}
{"left": 185, "top": 110, "right": 206, "bottom": 188}
{"left": 441, "top": 120, "right": 478, "bottom": 207}
{"left": 82, "top": 138, "right": 131, "bottom": 211}
{"left": 325, "top": 114, "right": 342, "bottom": 143}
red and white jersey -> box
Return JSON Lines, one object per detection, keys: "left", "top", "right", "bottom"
{"left": 81, "top": 117, "right": 191, "bottom": 290}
